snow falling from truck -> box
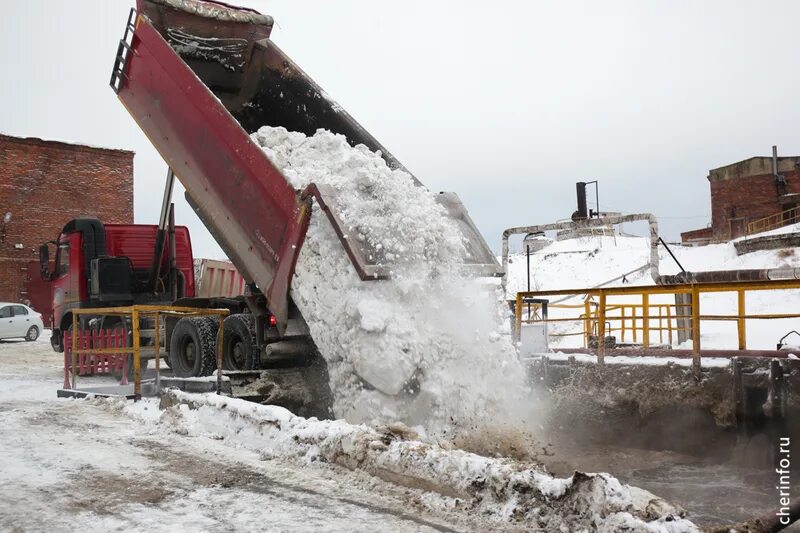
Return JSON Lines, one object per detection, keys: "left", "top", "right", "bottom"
{"left": 252, "top": 126, "right": 537, "bottom": 440}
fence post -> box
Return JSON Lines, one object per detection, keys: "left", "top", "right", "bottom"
{"left": 584, "top": 298, "right": 591, "bottom": 348}
{"left": 119, "top": 327, "right": 129, "bottom": 386}
{"left": 132, "top": 308, "right": 141, "bottom": 401}
{"left": 675, "top": 292, "right": 691, "bottom": 345}
{"left": 216, "top": 313, "right": 225, "bottom": 395}
{"left": 89, "top": 328, "right": 102, "bottom": 374}
{"left": 154, "top": 313, "right": 161, "bottom": 392}
{"left": 737, "top": 289, "right": 746, "bottom": 350}
{"left": 597, "top": 292, "right": 606, "bottom": 365}
{"left": 515, "top": 293, "right": 523, "bottom": 342}
{"left": 642, "top": 293, "right": 650, "bottom": 350}
{"left": 63, "top": 332, "right": 70, "bottom": 389}
{"left": 691, "top": 284, "right": 701, "bottom": 375}
{"left": 666, "top": 304, "right": 673, "bottom": 346}
{"left": 71, "top": 317, "right": 78, "bottom": 389}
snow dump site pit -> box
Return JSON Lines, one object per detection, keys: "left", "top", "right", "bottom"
{"left": 252, "top": 126, "right": 537, "bottom": 443}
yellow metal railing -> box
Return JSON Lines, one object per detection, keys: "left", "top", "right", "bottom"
{"left": 592, "top": 302, "right": 684, "bottom": 346}
{"left": 746, "top": 205, "right": 800, "bottom": 235}
{"left": 514, "top": 279, "right": 800, "bottom": 373}
{"left": 515, "top": 300, "right": 687, "bottom": 346}
{"left": 69, "top": 305, "right": 229, "bottom": 400}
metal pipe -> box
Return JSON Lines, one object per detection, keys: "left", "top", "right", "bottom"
{"left": 502, "top": 213, "right": 660, "bottom": 288}
{"left": 149, "top": 168, "right": 176, "bottom": 293}
{"left": 168, "top": 203, "right": 177, "bottom": 301}
{"left": 575, "top": 182, "right": 588, "bottom": 219}
{"left": 659, "top": 267, "right": 800, "bottom": 285}
{"left": 593, "top": 181, "right": 600, "bottom": 218}
{"left": 773, "top": 144, "right": 779, "bottom": 177}
{"left": 526, "top": 244, "right": 531, "bottom": 291}
{"left": 526, "top": 244, "right": 531, "bottom": 316}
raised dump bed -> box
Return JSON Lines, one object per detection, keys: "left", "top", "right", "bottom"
{"left": 113, "top": 0, "right": 500, "bottom": 332}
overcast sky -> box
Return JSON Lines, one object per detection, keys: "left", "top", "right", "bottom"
{"left": 3, "top": 0, "right": 800, "bottom": 258}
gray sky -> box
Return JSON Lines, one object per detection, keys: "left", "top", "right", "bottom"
{"left": 3, "top": 0, "right": 800, "bottom": 258}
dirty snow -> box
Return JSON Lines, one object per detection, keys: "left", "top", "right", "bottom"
{"left": 0, "top": 336, "right": 502, "bottom": 532}
{"left": 0, "top": 334, "right": 701, "bottom": 531}
{"left": 131, "top": 389, "right": 698, "bottom": 532}
{"left": 252, "top": 126, "right": 534, "bottom": 437}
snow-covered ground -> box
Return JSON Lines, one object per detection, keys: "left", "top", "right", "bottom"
{"left": 505, "top": 227, "right": 800, "bottom": 350}
{"left": 0, "top": 333, "right": 700, "bottom": 532}
{"left": 0, "top": 335, "right": 508, "bottom": 532}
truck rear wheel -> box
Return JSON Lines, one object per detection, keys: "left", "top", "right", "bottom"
{"left": 169, "top": 317, "right": 217, "bottom": 377}
{"left": 222, "top": 314, "right": 259, "bottom": 371}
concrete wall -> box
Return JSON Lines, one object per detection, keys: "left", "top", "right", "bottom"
{"left": 0, "top": 134, "right": 134, "bottom": 313}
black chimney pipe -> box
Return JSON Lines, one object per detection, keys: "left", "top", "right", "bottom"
{"left": 575, "top": 182, "right": 588, "bottom": 220}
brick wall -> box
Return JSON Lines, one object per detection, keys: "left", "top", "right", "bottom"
{"left": 0, "top": 134, "right": 134, "bottom": 309}
{"left": 683, "top": 156, "right": 800, "bottom": 243}
{"left": 680, "top": 227, "right": 713, "bottom": 245}
{"left": 709, "top": 157, "right": 800, "bottom": 241}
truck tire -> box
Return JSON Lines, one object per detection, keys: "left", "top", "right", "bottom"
{"left": 169, "top": 317, "right": 218, "bottom": 377}
{"left": 222, "top": 314, "right": 259, "bottom": 371}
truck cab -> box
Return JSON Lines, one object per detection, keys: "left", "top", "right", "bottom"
{"left": 41, "top": 218, "right": 195, "bottom": 351}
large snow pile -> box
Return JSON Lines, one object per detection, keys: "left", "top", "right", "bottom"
{"left": 252, "top": 127, "right": 533, "bottom": 436}
{"left": 505, "top": 233, "right": 800, "bottom": 349}
{"left": 120, "top": 391, "right": 697, "bottom": 532}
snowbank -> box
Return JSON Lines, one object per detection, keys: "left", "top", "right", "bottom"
{"left": 252, "top": 127, "right": 533, "bottom": 436}
{"left": 124, "top": 391, "right": 697, "bottom": 532}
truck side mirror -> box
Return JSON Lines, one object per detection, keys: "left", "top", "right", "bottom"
{"left": 39, "top": 244, "right": 51, "bottom": 281}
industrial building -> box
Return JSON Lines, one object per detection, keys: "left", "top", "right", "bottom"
{"left": 682, "top": 148, "right": 800, "bottom": 244}
{"left": 0, "top": 134, "right": 133, "bottom": 322}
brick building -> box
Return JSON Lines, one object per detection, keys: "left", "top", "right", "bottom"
{"left": 681, "top": 151, "right": 800, "bottom": 244}
{"left": 0, "top": 134, "right": 133, "bottom": 319}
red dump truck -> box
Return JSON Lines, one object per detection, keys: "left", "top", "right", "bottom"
{"left": 50, "top": 0, "right": 499, "bottom": 379}
{"left": 39, "top": 216, "right": 254, "bottom": 378}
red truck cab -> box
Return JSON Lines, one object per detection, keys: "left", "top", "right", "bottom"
{"left": 41, "top": 218, "right": 195, "bottom": 351}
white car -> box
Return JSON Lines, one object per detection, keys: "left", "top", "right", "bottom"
{"left": 0, "top": 303, "right": 44, "bottom": 341}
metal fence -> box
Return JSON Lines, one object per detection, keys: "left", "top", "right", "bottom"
{"left": 514, "top": 279, "right": 800, "bottom": 372}
{"left": 65, "top": 305, "right": 229, "bottom": 400}
{"left": 746, "top": 206, "right": 800, "bottom": 235}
